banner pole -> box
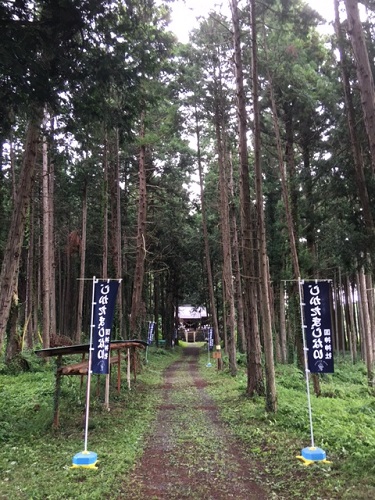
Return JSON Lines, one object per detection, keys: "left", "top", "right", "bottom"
{"left": 72, "top": 277, "right": 98, "bottom": 468}
{"left": 84, "top": 276, "right": 97, "bottom": 452}
{"left": 297, "top": 278, "right": 330, "bottom": 465}
{"left": 298, "top": 278, "right": 314, "bottom": 448}
{"left": 127, "top": 348, "right": 131, "bottom": 390}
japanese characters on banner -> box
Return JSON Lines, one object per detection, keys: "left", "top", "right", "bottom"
{"left": 302, "top": 281, "right": 334, "bottom": 374}
{"left": 91, "top": 280, "right": 120, "bottom": 375}
{"left": 208, "top": 327, "right": 214, "bottom": 350}
{"left": 147, "top": 321, "right": 156, "bottom": 345}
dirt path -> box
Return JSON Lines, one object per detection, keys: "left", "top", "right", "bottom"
{"left": 120, "top": 347, "right": 269, "bottom": 499}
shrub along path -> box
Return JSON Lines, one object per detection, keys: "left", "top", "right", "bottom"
{"left": 120, "top": 346, "right": 269, "bottom": 499}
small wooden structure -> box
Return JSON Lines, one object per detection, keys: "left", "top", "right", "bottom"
{"left": 177, "top": 305, "right": 208, "bottom": 342}
{"left": 35, "top": 339, "right": 147, "bottom": 427}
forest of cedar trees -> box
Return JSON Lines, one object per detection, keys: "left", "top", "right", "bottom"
{"left": 1, "top": 0, "right": 375, "bottom": 412}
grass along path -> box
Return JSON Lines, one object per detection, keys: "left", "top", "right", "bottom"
{"left": 3, "top": 345, "right": 374, "bottom": 498}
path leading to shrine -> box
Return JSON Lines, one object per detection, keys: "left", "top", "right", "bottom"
{"left": 120, "top": 346, "right": 269, "bottom": 499}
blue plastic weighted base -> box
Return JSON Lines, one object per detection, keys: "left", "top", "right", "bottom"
{"left": 301, "top": 446, "right": 326, "bottom": 461}
{"left": 72, "top": 451, "right": 98, "bottom": 469}
{"left": 297, "top": 446, "right": 331, "bottom": 465}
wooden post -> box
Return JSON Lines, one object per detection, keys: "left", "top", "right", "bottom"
{"left": 53, "top": 355, "right": 62, "bottom": 428}
{"left": 117, "top": 350, "right": 121, "bottom": 393}
{"left": 104, "top": 373, "right": 110, "bottom": 409}
{"left": 133, "top": 348, "right": 137, "bottom": 382}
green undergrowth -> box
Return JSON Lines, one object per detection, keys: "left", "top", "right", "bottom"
{"left": 0, "top": 346, "right": 180, "bottom": 499}
{"left": 2, "top": 346, "right": 375, "bottom": 499}
{"left": 199, "top": 354, "right": 375, "bottom": 499}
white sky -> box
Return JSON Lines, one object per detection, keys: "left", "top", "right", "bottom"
{"left": 170, "top": 0, "right": 335, "bottom": 42}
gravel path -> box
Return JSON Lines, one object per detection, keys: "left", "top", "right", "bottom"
{"left": 120, "top": 347, "right": 269, "bottom": 499}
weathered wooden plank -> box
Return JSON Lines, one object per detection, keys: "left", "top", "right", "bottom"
{"left": 58, "top": 356, "right": 122, "bottom": 375}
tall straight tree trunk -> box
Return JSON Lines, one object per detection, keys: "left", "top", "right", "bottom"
{"left": 335, "top": 0, "right": 374, "bottom": 232}
{"left": 231, "top": 0, "right": 263, "bottom": 394}
{"left": 343, "top": 0, "right": 375, "bottom": 172}
{"left": 348, "top": 279, "right": 358, "bottom": 363}
{"left": 109, "top": 129, "right": 123, "bottom": 338}
{"left": 75, "top": 183, "right": 87, "bottom": 343}
{"left": 63, "top": 234, "right": 71, "bottom": 337}
{"left": 279, "top": 283, "right": 287, "bottom": 363}
{"left": 229, "top": 154, "right": 246, "bottom": 353}
{"left": 48, "top": 118, "right": 56, "bottom": 338}
{"left": 153, "top": 273, "right": 160, "bottom": 344}
{"left": 333, "top": 272, "right": 339, "bottom": 356}
{"left": 130, "top": 114, "right": 147, "bottom": 337}
{"left": 344, "top": 276, "right": 354, "bottom": 360}
{"left": 25, "top": 187, "right": 35, "bottom": 349}
{"left": 359, "top": 267, "right": 374, "bottom": 386}
{"left": 250, "top": 0, "right": 277, "bottom": 412}
{"left": 10, "top": 137, "right": 16, "bottom": 204}
{"left": 122, "top": 220, "right": 130, "bottom": 340}
{"left": 102, "top": 133, "right": 109, "bottom": 279}
{"left": 5, "top": 271, "right": 21, "bottom": 363}
{"left": 42, "top": 131, "right": 51, "bottom": 348}
{"left": 41, "top": 121, "right": 56, "bottom": 347}
{"left": 339, "top": 269, "right": 347, "bottom": 356}
{"left": 346, "top": 276, "right": 358, "bottom": 363}
{"left": 366, "top": 272, "right": 375, "bottom": 362}
{"left": 267, "top": 73, "right": 300, "bottom": 279}
{"left": 195, "top": 107, "right": 222, "bottom": 368}
{"left": 214, "top": 86, "right": 237, "bottom": 376}
{"left": 0, "top": 110, "right": 42, "bottom": 349}
{"left": 356, "top": 271, "right": 365, "bottom": 361}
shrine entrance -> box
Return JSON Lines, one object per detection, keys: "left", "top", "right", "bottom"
{"left": 176, "top": 305, "right": 208, "bottom": 342}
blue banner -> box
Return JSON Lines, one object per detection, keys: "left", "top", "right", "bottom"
{"left": 147, "top": 321, "right": 156, "bottom": 345}
{"left": 208, "top": 327, "right": 214, "bottom": 350}
{"left": 91, "top": 280, "right": 120, "bottom": 375}
{"left": 303, "top": 281, "right": 334, "bottom": 373}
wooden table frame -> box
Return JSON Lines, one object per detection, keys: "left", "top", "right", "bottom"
{"left": 35, "top": 340, "right": 147, "bottom": 427}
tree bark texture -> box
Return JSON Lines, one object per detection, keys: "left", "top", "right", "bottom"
{"left": 130, "top": 115, "right": 147, "bottom": 337}
{"left": 343, "top": 0, "right": 375, "bottom": 173}
{"left": 279, "top": 283, "right": 287, "bottom": 364}
{"left": 231, "top": 0, "right": 264, "bottom": 395}
{"left": 75, "top": 183, "right": 87, "bottom": 344}
{"left": 0, "top": 111, "right": 42, "bottom": 349}
{"left": 251, "top": 0, "right": 277, "bottom": 412}
{"left": 335, "top": 0, "right": 374, "bottom": 233}
{"left": 229, "top": 153, "right": 246, "bottom": 353}
{"left": 267, "top": 73, "right": 300, "bottom": 281}
{"left": 358, "top": 267, "right": 374, "bottom": 386}
{"left": 214, "top": 82, "right": 237, "bottom": 376}
{"left": 195, "top": 107, "right": 222, "bottom": 368}
{"left": 109, "top": 129, "right": 123, "bottom": 338}
{"left": 345, "top": 276, "right": 358, "bottom": 363}
{"left": 25, "top": 191, "right": 35, "bottom": 349}
{"left": 42, "top": 132, "right": 51, "bottom": 348}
